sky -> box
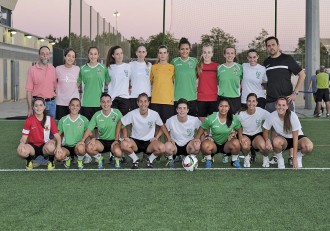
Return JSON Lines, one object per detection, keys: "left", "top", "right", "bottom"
{"left": 12, "top": 0, "right": 330, "bottom": 51}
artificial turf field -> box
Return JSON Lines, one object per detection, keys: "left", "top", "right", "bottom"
{"left": 0, "top": 119, "right": 329, "bottom": 230}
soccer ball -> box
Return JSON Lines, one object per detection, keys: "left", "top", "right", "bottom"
{"left": 182, "top": 155, "right": 198, "bottom": 171}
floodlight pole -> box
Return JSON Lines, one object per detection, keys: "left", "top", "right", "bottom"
{"left": 274, "top": 0, "right": 277, "bottom": 37}
{"left": 69, "top": 0, "right": 72, "bottom": 47}
{"left": 162, "top": 0, "right": 166, "bottom": 45}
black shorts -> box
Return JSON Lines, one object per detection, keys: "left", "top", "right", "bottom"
{"left": 29, "top": 143, "right": 45, "bottom": 157}
{"left": 56, "top": 105, "right": 70, "bottom": 120}
{"left": 150, "top": 103, "right": 174, "bottom": 123}
{"left": 218, "top": 96, "right": 241, "bottom": 114}
{"left": 62, "top": 145, "right": 76, "bottom": 156}
{"left": 175, "top": 142, "right": 189, "bottom": 156}
{"left": 215, "top": 142, "right": 231, "bottom": 155}
{"left": 174, "top": 100, "right": 197, "bottom": 117}
{"left": 97, "top": 139, "right": 115, "bottom": 153}
{"left": 131, "top": 138, "right": 152, "bottom": 154}
{"left": 284, "top": 135, "right": 306, "bottom": 150}
{"left": 315, "top": 89, "right": 330, "bottom": 102}
{"left": 81, "top": 106, "right": 100, "bottom": 121}
{"left": 197, "top": 101, "right": 218, "bottom": 117}
{"left": 112, "top": 97, "right": 130, "bottom": 115}
{"left": 244, "top": 132, "right": 263, "bottom": 151}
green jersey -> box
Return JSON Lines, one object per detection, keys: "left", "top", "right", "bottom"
{"left": 58, "top": 114, "right": 89, "bottom": 147}
{"left": 171, "top": 57, "right": 198, "bottom": 101}
{"left": 217, "top": 63, "right": 243, "bottom": 97}
{"left": 77, "top": 63, "right": 110, "bottom": 107}
{"left": 316, "top": 72, "right": 329, "bottom": 89}
{"left": 201, "top": 112, "right": 241, "bottom": 145}
{"left": 88, "top": 109, "right": 122, "bottom": 140}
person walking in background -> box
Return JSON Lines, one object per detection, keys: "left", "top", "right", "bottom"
{"left": 17, "top": 97, "right": 63, "bottom": 170}
{"left": 26, "top": 46, "right": 57, "bottom": 118}
{"left": 77, "top": 47, "right": 110, "bottom": 121}
{"left": 241, "top": 49, "right": 267, "bottom": 109}
{"left": 308, "top": 69, "right": 322, "bottom": 116}
{"left": 106, "top": 45, "right": 131, "bottom": 116}
{"left": 150, "top": 45, "right": 175, "bottom": 123}
{"left": 171, "top": 37, "right": 198, "bottom": 116}
{"left": 55, "top": 48, "right": 80, "bottom": 120}
{"left": 196, "top": 44, "right": 219, "bottom": 122}
{"left": 217, "top": 47, "right": 243, "bottom": 114}
{"left": 129, "top": 45, "right": 152, "bottom": 110}
{"left": 315, "top": 66, "right": 330, "bottom": 117}
{"left": 263, "top": 36, "right": 305, "bottom": 112}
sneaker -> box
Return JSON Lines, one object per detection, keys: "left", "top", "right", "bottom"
{"left": 201, "top": 155, "right": 206, "bottom": 163}
{"left": 146, "top": 159, "right": 153, "bottom": 168}
{"left": 132, "top": 160, "right": 139, "bottom": 169}
{"left": 109, "top": 155, "right": 114, "bottom": 164}
{"left": 297, "top": 156, "right": 303, "bottom": 168}
{"left": 315, "top": 113, "right": 322, "bottom": 117}
{"left": 262, "top": 157, "right": 270, "bottom": 168}
{"left": 32, "top": 155, "right": 48, "bottom": 167}
{"left": 77, "top": 160, "right": 84, "bottom": 170}
{"left": 114, "top": 161, "right": 121, "bottom": 169}
{"left": 97, "top": 156, "right": 104, "bottom": 169}
{"left": 205, "top": 159, "right": 212, "bottom": 169}
{"left": 231, "top": 159, "right": 241, "bottom": 168}
{"left": 120, "top": 156, "right": 127, "bottom": 164}
{"left": 222, "top": 155, "right": 229, "bottom": 164}
{"left": 64, "top": 158, "right": 71, "bottom": 169}
{"left": 277, "top": 157, "right": 285, "bottom": 169}
{"left": 326, "top": 113, "right": 330, "bottom": 118}
{"left": 83, "top": 154, "right": 92, "bottom": 164}
{"left": 47, "top": 161, "right": 55, "bottom": 170}
{"left": 168, "top": 159, "right": 175, "bottom": 169}
{"left": 288, "top": 157, "right": 293, "bottom": 166}
{"left": 244, "top": 155, "right": 251, "bottom": 168}
{"left": 269, "top": 156, "right": 278, "bottom": 165}
{"left": 26, "top": 160, "right": 33, "bottom": 170}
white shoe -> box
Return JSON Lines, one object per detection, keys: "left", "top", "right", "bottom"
{"left": 262, "top": 156, "right": 270, "bottom": 168}
{"left": 83, "top": 153, "right": 92, "bottom": 164}
{"left": 222, "top": 155, "right": 229, "bottom": 164}
{"left": 269, "top": 156, "right": 278, "bottom": 165}
{"left": 244, "top": 155, "right": 251, "bottom": 168}
{"left": 297, "top": 151, "right": 303, "bottom": 168}
{"left": 277, "top": 157, "right": 285, "bottom": 169}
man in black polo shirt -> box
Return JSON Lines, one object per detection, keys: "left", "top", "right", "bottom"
{"left": 263, "top": 36, "right": 305, "bottom": 112}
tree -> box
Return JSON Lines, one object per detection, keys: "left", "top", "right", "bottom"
{"left": 248, "top": 28, "right": 269, "bottom": 52}
{"left": 146, "top": 32, "right": 178, "bottom": 60}
{"left": 128, "top": 36, "right": 146, "bottom": 58}
{"left": 200, "top": 27, "right": 237, "bottom": 63}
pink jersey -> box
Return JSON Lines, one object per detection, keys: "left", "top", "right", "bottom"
{"left": 55, "top": 65, "right": 80, "bottom": 106}
{"left": 22, "top": 115, "right": 59, "bottom": 147}
{"left": 197, "top": 62, "right": 219, "bottom": 101}
{"left": 25, "top": 63, "right": 57, "bottom": 99}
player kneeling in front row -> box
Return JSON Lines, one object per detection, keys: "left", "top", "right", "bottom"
{"left": 78, "top": 93, "right": 123, "bottom": 169}
{"left": 164, "top": 98, "right": 201, "bottom": 169}
{"left": 263, "top": 97, "right": 313, "bottom": 169}
{"left": 58, "top": 98, "right": 90, "bottom": 169}
{"left": 195, "top": 98, "right": 242, "bottom": 169}
{"left": 116, "top": 93, "right": 173, "bottom": 169}
{"left": 17, "top": 97, "right": 63, "bottom": 170}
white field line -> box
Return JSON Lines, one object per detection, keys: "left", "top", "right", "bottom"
{"left": 0, "top": 168, "right": 330, "bottom": 172}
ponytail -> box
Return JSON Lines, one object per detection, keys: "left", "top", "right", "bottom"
{"left": 196, "top": 56, "right": 204, "bottom": 75}
{"left": 283, "top": 109, "right": 292, "bottom": 133}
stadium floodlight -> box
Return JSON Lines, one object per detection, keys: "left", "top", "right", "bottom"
{"left": 8, "top": 29, "right": 17, "bottom": 35}
{"left": 113, "top": 10, "right": 120, "bottom": 34}
{"left": 25, "top": 34, "right": 32, "bottom": 39}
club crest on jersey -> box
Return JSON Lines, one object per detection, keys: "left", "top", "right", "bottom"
{"left": 255, "top": 119, "right": 262, "bottom": 127}
{"left": 147, "top": 121, "right": 154, "bottom": 128}
{"left": 124, "top": 70, "right": 129, "bottom": 77}
{"left": 97, "top": 68, "right": 101, "bottom": 74}
{"left": 145, "top": 68, "right": 150, "bottom": 76}
{"left": 186, "top": 129, "right": 193, "bottom": 137}
{"left": 233, "top": 67, "right": 238, "bottom": 75}
{"left": 111, "top": 115, "right": 116, "bottom": 122}
{"left": 44, "top": 125, "right": 50, "bottom": 131}
{"left": 256, "top": 71, "right": 261, "bottom": 79}
{"left": 188, "top": 61, "right": 193, "bottom": 68}
{"left": 77, "top": 121, "right": 82, "bottom": 128}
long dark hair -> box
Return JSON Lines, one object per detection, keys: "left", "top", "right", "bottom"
{"left": 218, "top": 98, "right": 233, "bottom": 128}
{"left": 106, "top": 45, "right": 122, "bottom": 67}
{"left": 32, "top": 97, "right": 47, "bottom": 127}
{"left": 277, "top": 97, "right": 292, "bottom": 133}
{"left": 238, "top": 93, "right": 258, "bottom": 114}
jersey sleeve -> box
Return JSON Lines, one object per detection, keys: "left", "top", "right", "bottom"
{"left": 238, "top": 64, "right": 243, "bottom": 80}
{"left": 263, "top": 115, "right": 272, "bottom": 130}
{"left": 165, "top": 118, "right": 172, "bottom": 131}
{"left": 290, "top": 113, "right": 302, "bottom": 131}
{"left": 150, "top": 66, "right": 154, "bottom": 83}
{"left": 194, "top": 118, "right": 202, "bottom": 130}
{"left": 77, "top": 68, "right": 83, "bottom": 84}
{"left": 201, "top": 116, "right": 211, "bottom": 130}
{"left": 155, "top": 112, "right": 163, "bottom": 126}
{"left": 83, "top": 116, "right": 89, "bottom": 131}
{"left": 50, "top": 117, "right": 59, "bottom": 134}
{"left": 105, "top": 67, "right": 111, "bottom": 83}
{"left": 87, "top": 114, "right": 97, "bottom": 131}
{"left": 58, "top": 118, "right": 64, "bottom": 134}
{"left": 22, "top": 118, "right": 31, "bottom": 135}
{"left": 288, "top": 56, "right": 302, "bottom": 75}
{"left": 233, "top": 116, "right": 242, "bottom": 130}
{"left": 121, "top": 111, "right": 132, "bottom": 126}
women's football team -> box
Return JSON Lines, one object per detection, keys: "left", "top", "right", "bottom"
{"left": 17, "top": 38, "right": 313, "bottom": 170}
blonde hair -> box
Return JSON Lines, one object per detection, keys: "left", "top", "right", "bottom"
{"left": 196, "top": 44, "right": 213, "bottom": 75}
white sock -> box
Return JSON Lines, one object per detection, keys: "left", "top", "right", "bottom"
{"left": 77, "top": 155, "right": 84, "bottom": 161}
{"left": 65, "top": 156, "right": 70, "bottom": 161}
{"left": 190, "top": 154, "right": 196, "bottom": 158}
{"left": 109, "top": 152, "right": 113, "bottom": 158}
{"left": 94, "top": 153, "right": 102, "bottom": 160}
{"left": 148, "top": 153, "right": 157, "bottom": 163}
{"left": 232, "top": 155, "right": 239, "bottom": 161}
{"left": 205, "top": 155, "right": 212, "bottom": 160}
{"left": 297, "top": 151, "right": 303, "bottom": 157}
{"left": 275, "top": 152, "right": 283, "bottom": 159}
{"left": 168, "top": 155, "right": 173, "bottom": 160}
{"left": 129, "top": 152, "right": 138, "bottom": 162}
{"left": 263, "top": 156, "right": 269, "bottom": 161}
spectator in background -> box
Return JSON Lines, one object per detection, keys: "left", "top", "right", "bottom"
{"left": 55, "top": 48, "right": 80, "bottom": 120}
{"left": 26, "top": 46, "right": 57, "bottom": 118}
{"left": 308, "top": 69, "right": 322, "bottom": 116}
{"left": 315, "top": 66, "right": 330, "bottom": 117}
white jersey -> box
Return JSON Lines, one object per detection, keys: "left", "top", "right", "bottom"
{"left": 241, "top": 63, "right": 267, "bottom": 104}
{"left": 129, "top": 61, "right": 152, "bottom": 98}
{"left": 108, "top": 63, "right": 130, "bottom": 99}
{"left": 237, "top": 107, "right": 270, "bottom": 136}
{"left": 263, "top": 111, "right": 304, "bottom": 138}
{"left": 121, "top": 108, "right": 163, "bottom": 141}
{"left": 166, "top": 115, "right": 201, "bottom": 146}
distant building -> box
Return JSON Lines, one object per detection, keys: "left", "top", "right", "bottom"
{"left": 0, "top": 0, "right": 17, "bottom": 27}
